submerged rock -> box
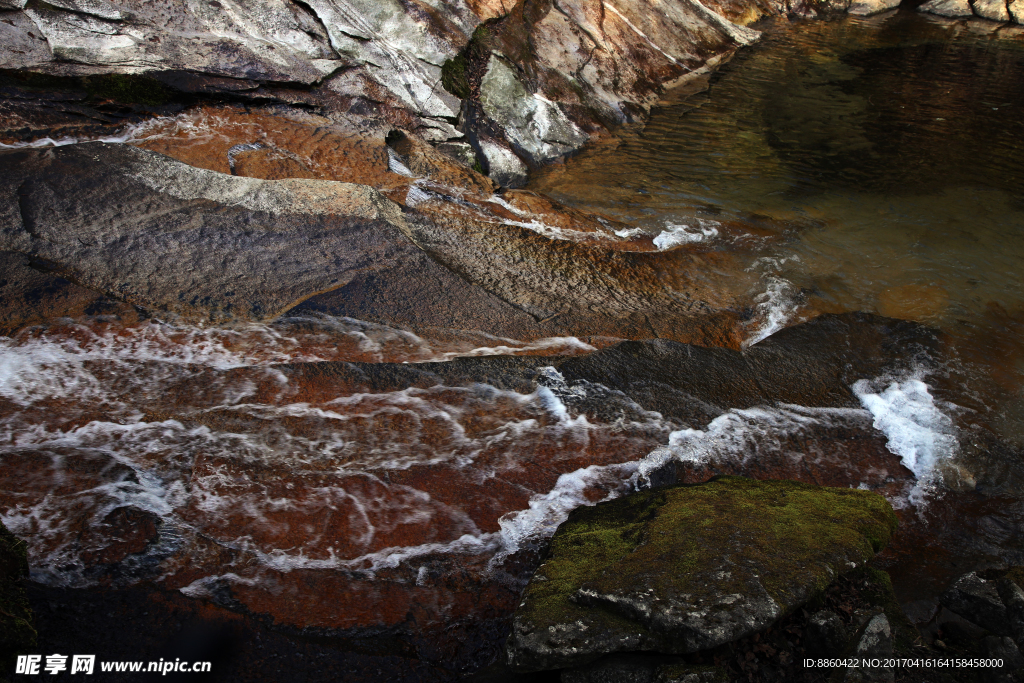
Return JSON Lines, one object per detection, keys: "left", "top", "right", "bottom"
{"left": 506, "top": 476, "right": 897, "bottom": 671}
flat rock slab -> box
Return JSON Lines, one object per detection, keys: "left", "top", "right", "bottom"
{"left": 506, "top": 476, "right": 897, "bottom": 671}
{"left": 0, "top": 142, "right": 417, "bottom": 322}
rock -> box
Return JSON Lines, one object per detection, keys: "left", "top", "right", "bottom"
{"left": 20, "top": 0, "right": 344, "bottom": 84}
{"left": 0, "top": 143, "right": 417, "bottom": 322}
{"left": 1009, "top": 0, "right": 1024, "bottom": 22}
{"left": 847, "top": 0, "right": 900, "bottom": 15}
{"left": 478, "top": 54, "right": 588, "bottom": 164}
{"left": 0, "top": 520, "right": 36, "bottom": 675}
{"left": 436, "top": 141, "right": 480, "bottom": 169}
{"left": 384, "top": 129, "right": 496, "bottom": 195}
{"left": 982, "top": 636, "right": 1024, "bottom": 682}
{"left": 996, "top": 577, "right": 1024, "bottom": 645}
{"left": 805, "top": 610, "right": 849, "bottom": 657}
{"left": 653, "top": 665, "right": 728, "bottom": 683}
{"left": 973, "top": 0, "right": 1012, "bottom": 22}
{"left": 940, "top": 572, "right": 1011, "bottom": 636}
{"left": 506, "top": 476, "right": 898, "bottom": 671}
{"left": 844, "top": 614, "right": 894, "bottom": 683}
{"left": 0, "top": 250, "right": 139, "bottom": 334}
{"left": 0, "top": 10, "right": 52, "bottom": 69}
{"left": 918, "top": 0, "right": 975, "bottom": 17}
{"left": 478, "top": 136, "right": 529, "bottom": 187}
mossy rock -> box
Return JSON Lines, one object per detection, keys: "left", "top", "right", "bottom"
{"left": 506, "top": 476, "right": 897, "bottom": 672}
{"left": 0, "top": 522, "right": 36, "bottom": 680}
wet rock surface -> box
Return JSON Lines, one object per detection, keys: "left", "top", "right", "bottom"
{"left": 506, "top": 476, "right": 898, "bottom": 671}
{"left": 0, "top": 136, "right": 755, "bottom": 345}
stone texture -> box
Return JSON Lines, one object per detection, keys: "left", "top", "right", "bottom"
{"left": 973, "top": 0, "right": 1011, "bottom": 22}
{"left": 21, "top": 0, "right": 344, "bottom": 84}
{"left": 940, "top": 572, "right": 1011, "bottom": 635}
{"left": 0, "top": 10, "right": 53, "bottom": 69}
{"left": 847, "top": 0, "right": 901, "bottom": 16}
{"left": 918, "top": 0, "right": 975, "bottom": 17}
{"left": 1009, "top": 0, "right": 1024, "bottom": 22}
{"left": 996, "top": 577, "right": 1024, "bottom": 645}
{"left": 845, "top": 614, "right": 894, "bottom": 683}
{"left": 805, "top": 610, "right": 849, "bottom": 657}
{"left": 478, "top": 136, "right": 529, "bottom": 187}
{"left": 478, "top": 53, "right": 588, "bottom": 164}
{"left": 0, "top": 143, "right": 417, "bottom": 322}
{"left": 506, "top": 476, "right": 897, "bottom": 671}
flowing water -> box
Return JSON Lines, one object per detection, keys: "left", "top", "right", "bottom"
{"left": 532, "top": 10, "right": 1024, "bottom": 465}
{"left": 3, "top": 9, "right": 1024, "bottom": 677}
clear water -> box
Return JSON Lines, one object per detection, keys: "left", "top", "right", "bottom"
{"left": 531, "top": 10, "right": 1024, "bottom": 450}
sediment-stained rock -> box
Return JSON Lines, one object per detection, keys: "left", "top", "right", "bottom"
{"left": 506, "top": 476, "right": 898, "bottom": 671}
{"left": 0, "top": 143, "right": 416, "bottom": 321}
{"left": 0, "top": 139, "right": 758, "bottom": 344}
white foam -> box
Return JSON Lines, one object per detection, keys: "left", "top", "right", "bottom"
{"left": 491, "top": 463, "right": 636, "bottom": 565}
{"left": 653, "top": 219, "right": 720, "bottom": 250}
{"left": 387, "top": 148, "right": 416, "bottom": 177}
{"left": 0, "top": 120, "right": 158, "bottom": 150}
{"left": 852, "top": 378, "right": 958, "bottom": 504}
{"left": 742, "top": 255, "right": 803, "bottom": 347}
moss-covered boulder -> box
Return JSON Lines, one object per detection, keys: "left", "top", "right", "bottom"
{"left": 506, "top": 476, "right": 897, "bottom": 672}
{"left": 0, "top": 522, "right": 36, "bottom": 678}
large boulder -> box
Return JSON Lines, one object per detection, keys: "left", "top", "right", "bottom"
{"left": 506, "top": 476, "right": 898, "bottom": 671}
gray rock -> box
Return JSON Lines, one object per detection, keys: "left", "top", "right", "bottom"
{"left": 844, "top": 613, "right": 894, "bottom": 682}
{"left": 19, "top": 0, "right": 344, "bottom": 85}
{"left": 43, "top": 0, "right": 123, "bottom": 20}
{"left": 847, "top": 0, "right": 900, "bottom": 15}
{"left": 805, "top": 610, "right": 849, "bottom": 657}
{"left": 477, "top": 137, "right": 528, "bottom": 188}
{"left": 996, "top": 578, "right": 1024, "bottom": 645}
{"left": 0, "top": 0, "right": 27, "bottom": 8}
{"left": 973, "top": 0, "right": 1012, "bottom": 22}
{"left": 479, "top": 54, "right": 589, "bottom": 165}
{"left": 918, "top": 0, "right": 975, "bottom": 17}
{"left": 982, "top": 636, "right": 1024, "bottom": 683}
{"left": 0, "top": 143, "right": 419, "bottom": 322}
{"left": 0, "top": 10, "right": 52, "bottom": 69}
{"left": 940, "top": 572, "right": 1010, "bottom": 635}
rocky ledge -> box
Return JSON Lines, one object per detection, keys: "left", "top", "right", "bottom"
{"left": 4, "top": 0, "right": 1016, "bottom": 189}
